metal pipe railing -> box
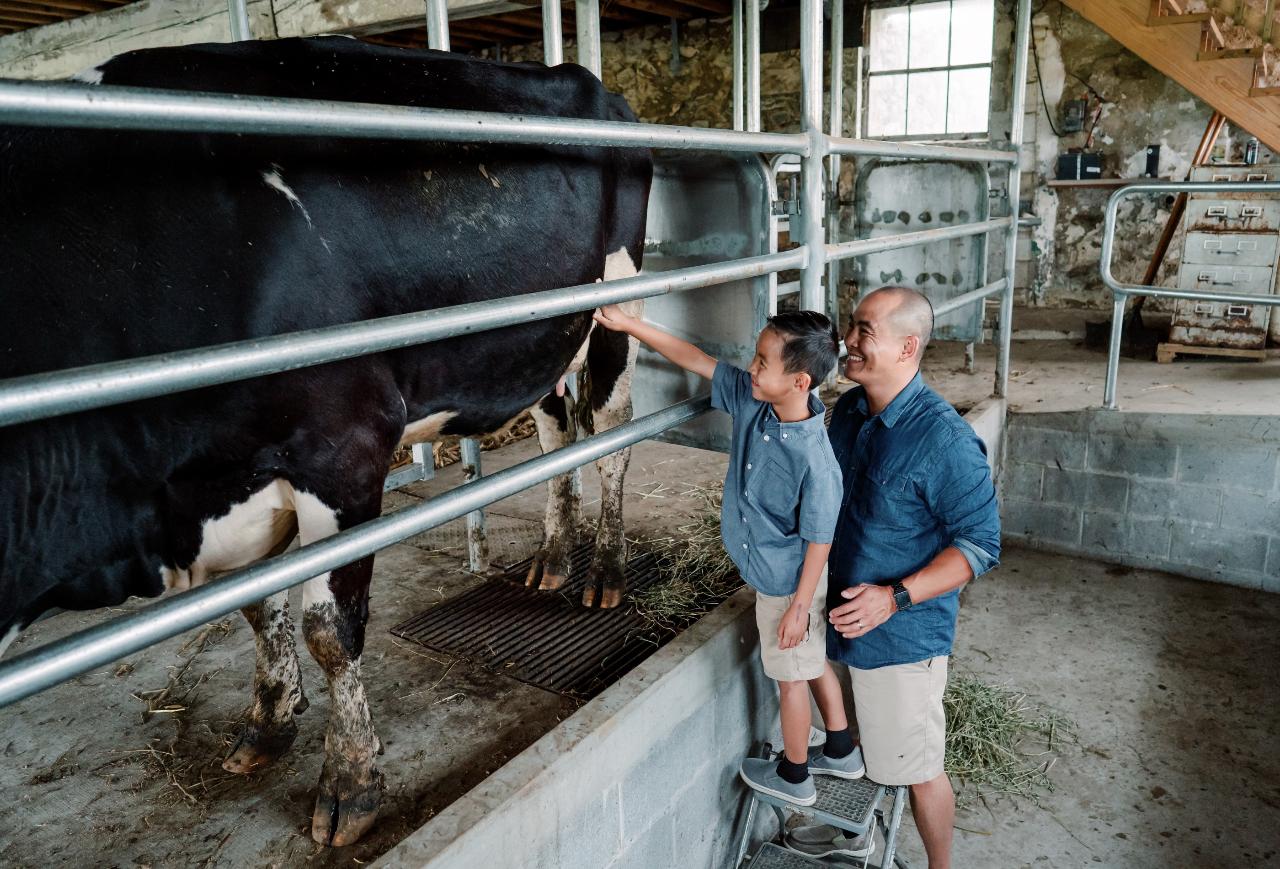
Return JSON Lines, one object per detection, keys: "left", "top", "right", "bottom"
{"left": 0, "top": 80, "right": 809, "bottom": 155}
{"left": 933, "top": 279, "right": 1008, "bottom": 318}
{"left": 227, "top": 0, "right": 251, "bottom": 41}
{"left": 426, "top": 0, "right": 450, "bottom": 51}
{"left": 0, "top": 249, "right": 805, "bottom": 428}
{"left": 575, "top": 0, "right": 602, "bottom": 77}
{"left": 996, "top": 0, "right": 1032, "bottom": 399}
{"left": 1100, "top": 179, "right": 1280, "bottom": 409}
{"left": 799, "top": 0, "right": 825, "bottom": 312}
{"left": 0, "top": 397, "right": 711, "bottom": 709}
{"left": 828, "top": 135, "right": 1016, "bottom": 164}
{"left": 825, "top": 217, "right": 1012, "bottom": 263}
{"left": 745, "top": 0, "right": 761, "bottom": 133}
{"left": 543, "top": 0, "right": 564, "bottom": 66}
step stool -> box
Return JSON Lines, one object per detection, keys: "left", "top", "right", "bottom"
{"left": 733, "top": 746, "right": 911, "bottom": 869}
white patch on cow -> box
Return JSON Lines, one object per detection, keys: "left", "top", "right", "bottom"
{"left": 296, "top": 489, "right": 341, "bottom": 611}
{"left": 0, "top": 624, "right": 20, "bottom": 659}
{"left": 71, "top": 65, "right": 104, "bottom": 85}
{"left": 399, "top": 409, "right": 457, "bottom": 447}
{"left": 162, "top": 479, "right": 297, "bottom": 592}
{"left": 262, "top": 168, "right": 313, "bottom": 228}
{"left": 602, "top": 246, "right": 643, "bottom": 319}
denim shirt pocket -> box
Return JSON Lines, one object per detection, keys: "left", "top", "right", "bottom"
{"left": 746, "top": 459, "right": 801, "bottom": 534}
{"left": 857, "top": 468, "right": 921, "bottom": 539}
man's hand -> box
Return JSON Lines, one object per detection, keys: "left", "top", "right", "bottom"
{"left": 777, "top": 601, "right": 810, "bottom": 650}
{"left": 829, "top": 584, "right": 896, "bottom": 639}
{"left": 593, "top": 304, "right": 638, "bottom": 333}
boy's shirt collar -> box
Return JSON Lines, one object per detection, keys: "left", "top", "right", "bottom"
{"left": 759, "top": 392, "right": 827, "bottom": 438}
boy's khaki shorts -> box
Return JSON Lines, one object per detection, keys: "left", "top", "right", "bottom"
{"left": 849, "top": 655, "right": 948, "bottom": 786}
{"left": 754, "top": 573, "right": 828, "bottom": 682}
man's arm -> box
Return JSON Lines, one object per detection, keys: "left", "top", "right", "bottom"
{"left": 829, "top": 546, "right": 972, "bottom": 638}
{"left": 594, "top": 305, "right": 716, "bottom": 380}
{"left": 779, "top": 541, "right": 831, "bottom": 649}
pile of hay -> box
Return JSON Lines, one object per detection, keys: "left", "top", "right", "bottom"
{"left": 632, "top": 482, "right": 743, "bottom": 632}
{"left": 944, "top": 670, "right": 1074, "bottom": 808}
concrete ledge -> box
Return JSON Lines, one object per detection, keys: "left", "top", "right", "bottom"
{"left": 376, "top": 587, "right": 772, "bottom": 868}
{"left": 962, "top": 397, "right": 1008, "bottom": 481}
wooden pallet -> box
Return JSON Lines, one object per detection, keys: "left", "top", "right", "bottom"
{"left": 1157, "top": 341, "right": 1268, "bottom": 363}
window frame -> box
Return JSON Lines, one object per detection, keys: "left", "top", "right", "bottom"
{"left": 862, "top": 0, "right": 996, "bottom": 142}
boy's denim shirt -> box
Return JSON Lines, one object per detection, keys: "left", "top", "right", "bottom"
{"left": 712, "top": 361, "right": 843, "bottom": 597}
{"left": 825, "top": 372, "right": 1001, "bottom": 670}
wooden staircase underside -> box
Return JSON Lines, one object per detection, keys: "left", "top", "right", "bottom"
{"left": 1061, "top": 0, "right": 1280, "bottom": 153}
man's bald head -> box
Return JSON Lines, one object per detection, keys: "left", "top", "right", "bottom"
{"left": 862, "top": 286, "right": 934, "bottom": 360}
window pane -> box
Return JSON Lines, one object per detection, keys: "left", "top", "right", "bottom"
{"left": 947, "top": 66, "right": 991, "bottom": 133}
{"left": 868, "top": 6, "right": 909, "bottom": 72}
{"left": 906, "top": 70, "right": 947, "bottom": 136}
{"left": 868, "top": 74, "right": 908, "bottom": 137}
{"left": 909, "top": 2, "right": 951, "bottom": 69}
{"left": 950, "top": 0, "right": 995, "bottom": 65}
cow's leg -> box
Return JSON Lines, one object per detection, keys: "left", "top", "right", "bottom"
{"left": 526, "top": 391, "right": 581, "bottom": 591}
{"left": 296, "top": 489, "right": 384, "bottom": 847}
{"left": 582, "top": 285, "right": 642, "bottom": 608}
{"left": 223, "top": 587, "right": 309, "bottom": 773}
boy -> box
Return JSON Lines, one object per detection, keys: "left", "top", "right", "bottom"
{"left": 593, "top": 306, "right": 864, "bottom": 805}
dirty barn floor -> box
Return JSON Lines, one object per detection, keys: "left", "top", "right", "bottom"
{"left": 2, "top": 333, "right": 1277, "bottom": 867}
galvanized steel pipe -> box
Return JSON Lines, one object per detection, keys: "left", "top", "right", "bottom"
{"left": 828, "top": 136, "right": 1015, "bottom": 164}
{"left": 825, "top": 217, "right": 1012, "bottom": 264}
{"left": 746, "top": 0, "right": 761, "bottom": 132}
{"left": 575, "top": 0, "right": 602, "bottom": 77}
{"left": 0, "top": 80, "right": 809, "bottom": 154}
{"left": 543, "top": 0, "right": 564, "bottom": 66}
{"left": 799, "top": 0, "right": 825, "bottom": 313}
{"left": 426, "top": 0, "right": 451, "bottom": 51}
{"left": 227, "top": 0, "right": 251, "bottom": 41}
{"left": 932, "top": 279, "right": 1008, "bottom": 318}
{"left": 0, "top": 249, "right": 806, "bottom": 428}
{"left": 995, "top": 0, "right": 1031, "bottom": 399}
{"left": 0, "top": 398, "right": 711, "bottom": 709}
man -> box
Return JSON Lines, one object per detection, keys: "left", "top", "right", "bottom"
{"left": 825, "top": 286, "right": 1000, "bottom": 869}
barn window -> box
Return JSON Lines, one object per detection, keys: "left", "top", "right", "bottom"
{"left": 865, "top": 0, "right": 995, "bottom": 138}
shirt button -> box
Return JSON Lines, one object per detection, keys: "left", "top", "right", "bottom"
{"left": 747, "top": 463, "right": 753, "bottom": 470}
{"left": 782, "top": 433, "right": 788, "bottom": 439}
{"left": 763, "top": 434, "right": 770, "bottom": 442}
{"left": 742, "top": 543, "right": 748, "bottom": 550}
{"left": 741, "top": 516, "right": 747, "bottom": 523}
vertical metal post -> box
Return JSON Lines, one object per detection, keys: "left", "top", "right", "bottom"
{"left": 227, "top": 0, "right": 251, "bottom": 41}
{"left": 826, "top": 0, "right": 844, "bottom": 327}
{"left": 732, "top": 0, "right": 745, "bottom": 131}
{"left": 799, "top": 0, "right": 825, "bottom": 313}
{"left": 426, "top": 0, "right": 450, "bottom": 51}
{"left": 1102, "top": 294, "right": 1126, "bottom": 409}
{"left": 543, "top": 0, "right": 565, "bottom": 66}
{"left": 460, "top": 438, "right": 490, "bottom": 573}
{"left": 576, "top": 0, "right": 602, "bottom": 77}
{"left": 995, "top": 0, "right": 1031, "bottom": 398}
{"left": 746, "top": 0, "right": 762, "bottom": 132}
{"left": 852, "top": 45, "right": 863, "bottom": 139}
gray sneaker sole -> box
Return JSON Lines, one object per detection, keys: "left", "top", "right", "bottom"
{"left": 784, "top": 833, "right": 876, "bottom": 860}
{"left": 806, "top": 759, "right": 866, "bottom": 780}
{"left": 738, "top": 769, "right": 817, "bottom": 806}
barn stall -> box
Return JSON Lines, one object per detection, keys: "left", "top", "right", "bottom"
{"left": 2, "top": 1, "right": 1278, "bottom": 867}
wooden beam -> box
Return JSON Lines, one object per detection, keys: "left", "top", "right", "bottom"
{"left": 611, "top": 0, "right": 699, "bottom": 20}
{"left": 1062, "top": 0, "right": 1280, "bottom": 153}
{"left": 8, "top": 0, "right": 110, "bottom": 12}
{"left": 661, "top": 0, "right": 730, "bottom": 16}
{"left": 452, "top": 18, "right": 541, "bottom": 39}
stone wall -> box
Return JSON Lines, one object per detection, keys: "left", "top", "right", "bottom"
{"left": 1002, "top": 411, "right": 1280, "bottom": 591}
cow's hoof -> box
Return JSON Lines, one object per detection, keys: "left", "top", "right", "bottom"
{"left": 581, "top": 566, "right": 624, "bottom": 609}
{"left": 525, "top": 550, "right": 568, "bottom": 591}
{"left": 222, "top": 719, "right": 299, "bottom": 774}
{"left": 311, "top": 765, "right": 384, "bottom": 847}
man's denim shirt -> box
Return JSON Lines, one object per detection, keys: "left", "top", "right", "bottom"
{"left": 712, "top": 361, "right": 843, "bottom": 597}
{"left": 826, "top": 372, "right": 1000, "bottom": 669}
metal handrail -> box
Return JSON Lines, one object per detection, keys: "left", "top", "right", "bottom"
{"left": 1100, "top": 180, "right": 1280, "bottom": 409}
{"left": 0, "top": 249, "right": 804, "bottom": 428}
{"left": 826, "top": 217, "right": 1013, "bottom": 263}
{"left": 0, "top": 397, "right": 711, "bottom": 709}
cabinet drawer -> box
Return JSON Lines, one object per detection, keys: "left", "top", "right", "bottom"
{"left": 1181, "top": 232, "right": 1279, "bottom": 267}
{"left": 1176, "top": 263, "right": 1276, "bottom": 294}
{"left": 1184, "top": 200, "right": 1280, "bottom": 232}
{"left": 1190, "top": 165, "right": 1280, "bottom": 183}
{"left": 1170, "top": 298, "right": 1271, "bottom": 350}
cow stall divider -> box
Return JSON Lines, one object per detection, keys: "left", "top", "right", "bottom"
{"left": 0, "top": 0, "right": 1032, "bottom": 859}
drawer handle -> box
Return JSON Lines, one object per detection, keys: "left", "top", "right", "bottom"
{"left": 1211, "top": 174, "right": 1231, "bottom": 182}
{"left": 1206, "top": 206, "right": 1229, "bottom": 217}
{"left": 1241, "top": 206, "right": 1264, "bottom": 218}
{"left": 1227, "top": 305, "right": 1250, "bottom": 316}
{"left": 1194, "top": 302, "right": 1215, "bottom": 314}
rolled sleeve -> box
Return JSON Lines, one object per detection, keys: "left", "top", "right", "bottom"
{"left": 711, "top": 360, "right": 752, "bottom": 417}
{"left": 799, "top": 461, "right": 843, "bottom": 544}
{"left": 922, "top": 429, "right": 1001, "bottom": 579}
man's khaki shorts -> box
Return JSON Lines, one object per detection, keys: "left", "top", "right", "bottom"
{"left": 849, "top": 655, "right": 948, "bottom": 786}
{"left": 754, "top": 573, "right": 828, "bottom": 682}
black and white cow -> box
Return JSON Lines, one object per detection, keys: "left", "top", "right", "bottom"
{"left": 0, "top": 37, "right": 652, "bottom": 846}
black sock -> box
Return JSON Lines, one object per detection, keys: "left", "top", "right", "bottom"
{"left": 823, "top": 727, "right": 855, "bottom": 759}
{"left": 777, "top": 756, "right": 809, "bottom": 784}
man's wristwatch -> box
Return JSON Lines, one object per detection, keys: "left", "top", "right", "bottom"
{"left": 891, "top": 581, "right": 913, "bottom": 612}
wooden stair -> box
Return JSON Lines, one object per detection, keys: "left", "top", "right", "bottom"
{"left": 1061, "top": 0, "right": 1280, "bottom": 151}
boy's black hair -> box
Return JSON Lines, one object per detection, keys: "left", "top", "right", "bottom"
{"left": 765, "top": 310, "right": 840, "bottom": 387}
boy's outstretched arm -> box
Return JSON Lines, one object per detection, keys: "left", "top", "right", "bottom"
{"left": 594, "top": 305, "right": 717, "bottom": 380}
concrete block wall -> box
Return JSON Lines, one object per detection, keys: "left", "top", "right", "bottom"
{"left": 376, "top": 589, "right": 776, "bottom": 869}
{"left": 1003, "top": 411, "right": 1280, "bottom": 591}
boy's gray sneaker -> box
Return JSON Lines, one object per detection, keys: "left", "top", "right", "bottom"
{"left": 807, "top": 744, "right": 866, "bottom": 779}
{"left": 739, "top": 758, "right": 816, "bottom": 806}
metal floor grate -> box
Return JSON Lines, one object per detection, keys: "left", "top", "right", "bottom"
{"left": 390, "top": 543, "right": 674, "bottom": 699}
{"left": 747, "top": 843, "right": 830, "bottom": 868}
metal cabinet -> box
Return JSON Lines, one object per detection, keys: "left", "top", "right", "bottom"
{"left": 1170, "top": 164, "right": 1280, "bottom": 351}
